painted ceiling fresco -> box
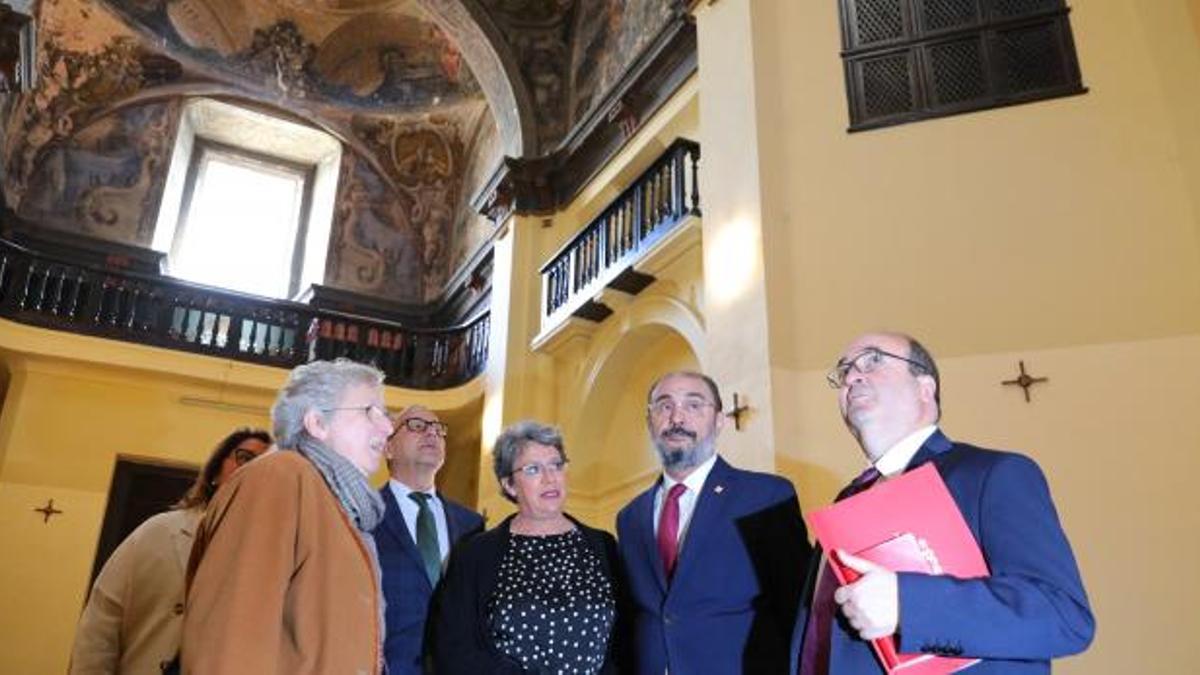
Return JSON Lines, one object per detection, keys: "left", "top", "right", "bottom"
{"left": 480, "top": 0, "right": 677, "bottom": 152}
{"left": 97, "top": 0, "right": 481, "bottom": 110}
{"left": 0, "top": 0, "right": 682, "bottom": 305}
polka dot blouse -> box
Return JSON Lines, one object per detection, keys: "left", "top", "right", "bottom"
{"left": 487, "top": 529, "right": 616, "bottom": 674}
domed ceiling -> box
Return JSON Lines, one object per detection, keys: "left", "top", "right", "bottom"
{"left": 0, "top": 0, "right": 683, "bottom": 305}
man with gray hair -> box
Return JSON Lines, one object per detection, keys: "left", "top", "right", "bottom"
{"left": 183, "top": 358, "right": 395, "bottom": 675}
{"left": 617, "top": 371, "right": 812, "bottom": 674}
{"left": 376, "top": 405, "right": 482, "bottom": 675}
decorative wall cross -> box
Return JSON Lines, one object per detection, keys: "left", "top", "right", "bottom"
{"left": 1002, "top": 361, "right": 1049, "bottom": 402}
{"left": 33, "top": 499, "right": 63, "bottom": 523}
{"left": 725, "top": 393, "right": 750, "bottom": 431}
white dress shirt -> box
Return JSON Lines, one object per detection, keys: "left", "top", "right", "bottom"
{"left": 873, "top": 424, "right": 938, "bottom": 478}
{"left": 652, "top": 453, "right": 719, "bottom": 548}
{"left": 388, "top": 479, "right": 451, "bottom": 561}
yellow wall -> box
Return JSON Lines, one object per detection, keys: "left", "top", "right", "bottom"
{"left": 773, "top": 336, "right": 1200, "bottom": 673}
{"left": 0, "top": 318, "right": 482, "bottom": 673}
{"left": 479, "top": 78, "right": 705, "bottom": 530}
{"left": 741, "top": 0, "right": 1200, "bottom": 367}
{"left": 10, "top": 0, "right": 1198, "bottom": 668}
{"left": 684, "top": 0, "right": 1200, "bottom": 672}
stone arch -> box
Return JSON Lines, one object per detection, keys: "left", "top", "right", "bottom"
{"left": 418, "top": 0, "right": 535, "bottom": 157}
{"left": 560, "top": 295, "right": 706, "bottom": 528}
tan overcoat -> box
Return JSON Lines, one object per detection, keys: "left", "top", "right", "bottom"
{"left": 181, "top": 450, "right": 381, "bottom": 675}
{"left": 68, "top": 508, "right": 200, "bottom": 674}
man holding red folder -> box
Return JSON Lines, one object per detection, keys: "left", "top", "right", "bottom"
{"left": 791, "top": 332, "right": 1095, "bottom": 674}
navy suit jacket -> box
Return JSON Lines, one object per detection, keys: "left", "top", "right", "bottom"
{"left": 375, "top": 485, "right": 483, "bottom": 675}
{"left": 617, "top": 456, "right": 812, "bottom": 674}
{"left": 790, "top": 430, "right": 1095, "bottom": 674}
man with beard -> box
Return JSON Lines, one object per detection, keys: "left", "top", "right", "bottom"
{"left": 617, "top": 371, "right": 812, "bottom": 674}
{"left": 375, "top": 405, "right": 483, "bottom": 675}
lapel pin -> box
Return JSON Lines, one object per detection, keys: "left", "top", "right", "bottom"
{"left": 714, "top": 485, "right": 725, "bottom": 494}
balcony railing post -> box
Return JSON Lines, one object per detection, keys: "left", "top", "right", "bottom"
{"left": 673, "top": 145, "right": 685, "bottom": 221}
{"left": 688, "top": 142, "right": 702, "bottom": 216}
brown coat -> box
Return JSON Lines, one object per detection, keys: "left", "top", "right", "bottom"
{"left": 182, "top": 450, "right": 381, "bottom": 675}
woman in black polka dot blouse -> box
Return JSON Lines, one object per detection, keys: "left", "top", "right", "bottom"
{"left": 431, "top": 420, "right": 628, "bottom": 674}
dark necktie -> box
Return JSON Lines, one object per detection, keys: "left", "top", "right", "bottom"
{"left": 408, "top": 492, "right": 441, "bottom": 585}
{"left": 799, "top": 466, "right": 882, "bottom": 675}
{"left": 656, "top": 483, "right": 687, "bottom": 581}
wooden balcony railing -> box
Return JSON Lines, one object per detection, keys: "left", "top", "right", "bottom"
{"left": 540, "top": 138, "right": 700, "bottom": 327}
{"left": 0, "top": 237, "right": 489, "bottom": 390}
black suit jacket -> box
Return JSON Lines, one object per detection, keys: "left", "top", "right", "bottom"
{"left": 429, "top": 513, "right": 628, "bottom": 674}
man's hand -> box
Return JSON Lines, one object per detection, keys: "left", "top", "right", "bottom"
{"left": 833, "top": 549, "right": 899, "bottom": 640}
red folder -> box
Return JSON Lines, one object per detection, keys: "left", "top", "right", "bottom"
{"left": 808, "top": 463, "right": 988, "bottom": 674}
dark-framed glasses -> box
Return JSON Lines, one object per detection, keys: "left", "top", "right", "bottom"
{"left": 396, "top": 417, "right": 449, "bottom": 437}
{"left": 826, "top": 347, "right": 929, "bottom": 388}
{"left": 322, "top": 404, "right": 390, "bottom": 424}
{"left": 231, "top": 447, "right": 261, "bottom": 467}
{"left": 511, "top": 459, "right": 568, "bottom": 479}
{"left": 647, "top": 398, "right": 717, "bottom": 418}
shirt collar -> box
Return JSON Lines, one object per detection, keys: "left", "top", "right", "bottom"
{"left": 662, "top": 453, "right": 719, "bottom": 495}
{"left": 389, "top": 478, "right": 438, "bottom": 501}
{"left": 873, "top": 425, "right": 938, "bottom": 477}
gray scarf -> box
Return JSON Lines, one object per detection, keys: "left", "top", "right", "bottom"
{"left": 294, "top": 434, "right": 385, "bottom": 532}
{"left": 293, "top": 434, "right": 388, "bottom": 657}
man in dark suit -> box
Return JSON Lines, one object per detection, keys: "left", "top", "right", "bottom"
{"left": 617, "top": 371, "right": 812, "bottom": 674}
{"left": 792, "top": 332, "right": 1095, "bottom": 674}
{"left": 376, "top": 405, "right": 483, "bottom": 675}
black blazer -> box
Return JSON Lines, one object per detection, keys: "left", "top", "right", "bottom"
{"left": 430, "top": 513, "right": 629, "bottom": 674}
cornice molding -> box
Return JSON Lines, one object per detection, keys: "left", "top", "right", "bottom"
{"left": 472, "top": 13, "right": 697, "bottom": 221}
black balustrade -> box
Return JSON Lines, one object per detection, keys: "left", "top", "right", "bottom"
{"left": 540, "top": 138, "right": 701, "bottom": 324}
{"left": 0, "top": 237, "right": 489, "bottom": 390}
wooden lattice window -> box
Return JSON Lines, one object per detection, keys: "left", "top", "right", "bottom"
{"left": 838, "top": 0, "right": 1086, "bottom": 130}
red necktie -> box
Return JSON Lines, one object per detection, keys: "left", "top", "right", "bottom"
{"left": 657, "top": 483, "right": 687, "bottom": 581}
{"left": 799, "top": 466, "right": 882, "bottom": 675}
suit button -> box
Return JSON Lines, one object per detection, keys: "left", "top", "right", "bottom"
{"left": 173, "top": 603, "right": 184, "bottom": 616}
{"left": 664, "top": 614, "right": 674, "bottom": 625}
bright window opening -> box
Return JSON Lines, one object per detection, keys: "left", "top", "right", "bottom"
{"left": 152, "top": 98, "right": 342, "bottom": 300}
{"left": 171, "top": 146, "right": 309, "bottom": 298}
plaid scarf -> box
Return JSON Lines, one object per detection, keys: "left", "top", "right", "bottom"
{"left": 294, "top": 434, "right": 385, "bottom": 532}
{"left": 293, "top": 434, "right": 388, "bottom": 657}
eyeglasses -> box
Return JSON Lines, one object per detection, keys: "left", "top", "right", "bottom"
{"left": 394, "top": 417, "right": 449, "bottom": 438}
{"left": 322, "top": 404, "right": 391, "bottom": 424}
{"left": 826, "top": 347, "right": 929, "bottom": 388}
{"left": 510, "top": 459, "right": 568, "bottom": 479}
{"left": 230, "top": 447, "right": 261, "bottom": 467}
{"left": 647, "top": 398, "right": 717, "bottom": 418}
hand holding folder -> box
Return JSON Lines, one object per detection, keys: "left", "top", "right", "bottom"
{"left": 809, "top": 464, "right": 989, "bottom": 674}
